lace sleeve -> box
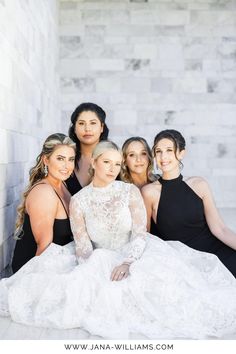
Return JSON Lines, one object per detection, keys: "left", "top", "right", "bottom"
{"left": 123, "top": 184, "right": 147, "bottom": 264}
{"left": 69, "top": 195, "right": 93, "bottom": 263}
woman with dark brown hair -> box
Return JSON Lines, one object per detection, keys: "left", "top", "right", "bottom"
{"left": 142, "top": 129, "right": 236, "bottom": 278}
{"left": 66, "top": 102, "right": 109, "bottom": 195}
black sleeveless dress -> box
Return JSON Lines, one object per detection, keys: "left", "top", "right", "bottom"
{"left": 152, "top": 174, "right": 236, "bottom": 277}
{"left": 12, "top": 186, "right": 73, "bottom": 273}
{"left": 65, "top": 173, "right": 83, "bottom": 196}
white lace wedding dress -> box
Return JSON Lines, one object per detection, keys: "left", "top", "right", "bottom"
{"left": 0, "top": 181, "right": 236, "bottom": 339}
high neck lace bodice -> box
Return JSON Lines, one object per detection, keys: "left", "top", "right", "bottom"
{"left": 70, "top": 181, "right": 147, "bottom": 264}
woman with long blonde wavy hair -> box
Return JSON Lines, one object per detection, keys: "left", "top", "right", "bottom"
{"left": 12, "top": 133, "right": 76, "bottom": 273}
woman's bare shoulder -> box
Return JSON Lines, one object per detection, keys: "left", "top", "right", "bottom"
{"left": 184, "top": 176, "right": 208, "bottom": 187}
{"left": 184, "top": 176, "right": 210, "bottom": 198}
{"left": 141, "top": 180, "right": 162, "bottom": 198}
{"left": 26, "top": 183, "right": 58, "bottom": 210}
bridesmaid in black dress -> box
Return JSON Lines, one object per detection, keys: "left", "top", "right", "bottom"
{"left": 12, "top": 133, "right": 75, "bottom": 273}
{"left": 142, "top": 129, "right": 236, "bottom": 277}
{"left": 66, "top": 102, "right": 109, "bottom": 195}
{"left": 120, "top": 136, "right": 158, "bottom": 234}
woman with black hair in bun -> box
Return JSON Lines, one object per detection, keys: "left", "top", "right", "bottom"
{"left": 66, "top": 102, "right": 109, "bottom": 195}
{"left": 142, "top": 129, "right": 236, "bottom": 278}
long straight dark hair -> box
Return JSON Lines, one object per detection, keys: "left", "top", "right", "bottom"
{"left": 68, "top": 102, "right": 109, "bottom": 163}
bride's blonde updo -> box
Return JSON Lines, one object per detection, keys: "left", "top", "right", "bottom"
{"left": 89, "top": 140, "right": 121, "bottom": 177}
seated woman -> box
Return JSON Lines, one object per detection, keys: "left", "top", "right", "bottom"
{"left": 1, "top": 141, "right": 236, "bottom": 339}
{"left": 142, "top": 129, "right": 236, "bottom": 278}
{"left": 120, "top": 136, "right": 157, "bottom": 189}
{"left": 11, "top": 133, "right": 76, "bottom": 273}
{"left": 66, "top": 102, "right": 109, "bottom": 195}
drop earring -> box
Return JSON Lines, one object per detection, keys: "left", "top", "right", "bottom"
{"left": 44, "top": 165, "right": 48, "bottom": 177}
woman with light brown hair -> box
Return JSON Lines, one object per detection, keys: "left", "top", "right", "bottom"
{"left": 120, "top": 136, "right": 157, "bottom": 189}
{"left": 11, "top": 133, "right": 76, "bottom": 273}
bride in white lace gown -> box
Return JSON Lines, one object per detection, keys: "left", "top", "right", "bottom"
{"left": 1, "top": 141, "right": 236, "bottom": 339}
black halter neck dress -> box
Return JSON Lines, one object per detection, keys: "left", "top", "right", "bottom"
{"left": 152, "top": 174, "right": 236, "bottom": 277}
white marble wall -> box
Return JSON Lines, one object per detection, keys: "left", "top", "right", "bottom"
{"left": 0, "top": 0, "right": 60, "bottom": 271}
{"left": 60, "top": 0, "right": 236, "bottom": 208}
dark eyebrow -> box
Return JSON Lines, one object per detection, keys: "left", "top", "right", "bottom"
{"left": 77, "top": 119, "right": 98, "bottom": 122}
{"left": 155, "top": 146, "right": 173, "bottom": 150}
{"left": 56, "top": 154, "right": 75, "bottom": 158}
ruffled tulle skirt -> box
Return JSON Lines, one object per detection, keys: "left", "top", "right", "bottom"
{"left": 0, "top": 235, "right": 236, "bottom": 339}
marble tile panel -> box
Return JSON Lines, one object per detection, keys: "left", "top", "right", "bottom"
{"left": 95, "top": 77, "right": 121, "bottom": 93}
{"left": 81, "top": 9, "right": 130, "bottom": 25}
{"left": 209, "top": 0, "right": 236, "bottom": 10}
{"left": 113, "top": 110, "right": 137, "bottom": 125}
{"left": 136, "top": 110, "right": 161, "bottom": 125}
{"left": 104, "top": 35, "right": 127, "bottom": 44}
{"left": 125, "top": 59, "right": 150, "bottom": 71}
{"left": 151, "top": 78, "right": 173, "bottom": 94}
{"left": 185, "top": 59, "right": 202, "bottom": 72}
{"left": 60, "top": 35, "right": 81, "bottom": 59}
{"left": 190, "top": 10, "right": 236, "bottom": 26}
{"left": 61, "top": 77, "right": 95, "bottom": 93}
{"left": 173, "top": 74, "right": 207, "bottom": 94}
{"left": 121, "top": 77, "right": 151, "bottom": 92}
{"left": 72, "top": 1, "right": 128, "bottom": 11}
{"left": 90, "top": 59, "right": 125, "bottom": 71}
{"left": 207, "top": 79, "right": 236, "bottom": 94}
{"left": 222, "top": 58, "right": 236, "bottom": 71}
{"left": 130, "top": 0, "right": 148, "bottom": 3}
{"left": 131, "top": 9, "right": 189, "bottom": 26}
{"left": 109, "top": 93, "right": 137, "bottom": 105}
{"left": 154, "top": 25, "right": 185, "bottom": 36}
{"left": 60, "top": 59, "right": 91, "bottom": 76}
{"left": 60, "top": 8, "right": 82, "bottom": 25}
{"left": 60, "top": 1, "right": 78, "bottom": 10}
{"left": 133, "top": 43, "right": 157, "bottom": 58}
{"left": 202, "top": 59, "right": 221, "bottom": 73}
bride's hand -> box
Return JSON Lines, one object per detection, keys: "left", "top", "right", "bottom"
{"left": 111, "top": 263, "right": 130, "bottom": 281}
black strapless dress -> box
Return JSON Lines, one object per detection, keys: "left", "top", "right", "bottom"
{"left": 65, "top": 173, "right": 83, "bottom": 196}
{"left": 152, "top": 174, "right": 236, "bottom": 277}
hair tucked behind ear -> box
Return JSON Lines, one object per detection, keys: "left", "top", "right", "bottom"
{"left": 14, "top": 133, "right": 76, "bottom": 239}
{"left": 152, "top": 129, "right": 186, "bottom": 169}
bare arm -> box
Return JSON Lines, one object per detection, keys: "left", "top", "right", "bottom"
{"left": 26, "top": 185, "right": 58, "bottom": 255}
{"left": 199, "top": 178, "right": 236, "bottom": 250}
{"left": 141, "top": 183, "right": 160, "bottom": 232}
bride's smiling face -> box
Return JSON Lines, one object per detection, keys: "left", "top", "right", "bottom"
{"left": 92, "top": 149, "right": 122, "bottom": 187}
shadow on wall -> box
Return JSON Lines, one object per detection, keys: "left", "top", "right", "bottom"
{"left": 0, "top": 136, "right": 27, "bottom": 274}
